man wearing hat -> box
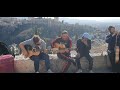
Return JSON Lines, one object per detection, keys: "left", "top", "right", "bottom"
{"left": 19, "top": 35, "right": 53, "bottom": 73}
{"left": 75, "top": 32, "right": 93, "bottom": 73}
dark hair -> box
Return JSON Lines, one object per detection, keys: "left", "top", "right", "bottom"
{"left": 33, "top": 35, "right": 40, "bottom": 44}
{"left": 108, "top": 26, "right": 115, "bottom": 30}
{"left": 62, "top": 30, "right": 68, "bottom": 34}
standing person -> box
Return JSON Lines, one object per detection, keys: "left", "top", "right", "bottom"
{"left": 51, "top": 30, "right": 76, "bottom": 73}
{"left": 19, "top": 35, "right": 53, "bottom": 73}
{"left": 105, "top": 26, "right": 120, "bottom": 72}
{"left": 75, "top": 32, "right": 93, "bottom": 73}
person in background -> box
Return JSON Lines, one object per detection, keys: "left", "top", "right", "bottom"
{"left": 105, "top": 26, "right": 120, "bottom": 72}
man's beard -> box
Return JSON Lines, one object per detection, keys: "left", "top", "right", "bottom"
{"left": 110, "top": 32, "right": 114, "bottom": 35}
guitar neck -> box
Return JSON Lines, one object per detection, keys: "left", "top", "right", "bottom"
{"left": 50, "top": 48, "right": 75, "bottom": 53}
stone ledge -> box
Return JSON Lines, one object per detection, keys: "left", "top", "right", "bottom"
{"left": 14, "top": 55, "right": 111, "bottom": 73}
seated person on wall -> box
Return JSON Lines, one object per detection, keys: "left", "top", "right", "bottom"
{"left": 75, "top": 32, "right": 93, "bottom": 73}
{"left": 19, "top": 35, "right": 53, "bottom": 73}
{"left": 51, "top": 30, "right": 76, "bottom": 73}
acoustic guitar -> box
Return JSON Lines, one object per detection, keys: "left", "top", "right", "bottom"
{"left": 22, "top": 45, "right": 41, "bottom": 58}
{"left": 53, "top": 43, "right": 76, "bottom": 53}
{"left": 115, "top": 35, "right": 119, "bottom": 64}
{"left": 22, "top": 43, "right": 76, "bottom": 58}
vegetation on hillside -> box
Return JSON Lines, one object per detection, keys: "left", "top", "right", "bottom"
{"left": 0, "top": 17, "right": 97, "bottom": 47}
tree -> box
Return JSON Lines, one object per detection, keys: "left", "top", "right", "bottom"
{"left": 75, "top": 33, "right": 79, "bottom": 41}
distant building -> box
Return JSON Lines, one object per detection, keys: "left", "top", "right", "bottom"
{"left": 38, "top": 17, "right": 42, "bottom": 19}
{"left": 54, "top": 17, "right": 59, "bottom": 21}
{"left": 28, "top": 17, "right": 34, "bottom": 20}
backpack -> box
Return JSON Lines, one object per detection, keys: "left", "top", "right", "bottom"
{"left": 0, "top": 41, "right": 15, "bottom": 57}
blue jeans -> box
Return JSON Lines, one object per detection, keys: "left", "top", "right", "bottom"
{"left": 30, "top": 52, "right": 50, "bottom": 72}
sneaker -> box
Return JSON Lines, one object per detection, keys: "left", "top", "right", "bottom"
{"left": 76, "top": 69, "right": 82, "bottom": 73}
{"left": 47, "top": 69, "right": 54, "bottom": 73}
{"left": 35, "top": 71, "right": 39, "bottom": 73}
{"left": 89, "top": 70, "right": 94, "bottom": 73}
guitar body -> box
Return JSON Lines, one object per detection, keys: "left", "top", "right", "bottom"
{"left": 115, "top": 35, "right": 120, "bottom": 64}
{"left": 23, "top": 45, "right": 40, "bottom": 58}
{"left": 54, "top": 43, "right": 66, "bottom": 49}
{"left": 115, "top": 46, "right": 119, "bottom": 64}
{"left": 28, "top": 51, "right": 40, "bottom": 57}
{"left": 53, "top": 43, "right": 75, "bottom": 53}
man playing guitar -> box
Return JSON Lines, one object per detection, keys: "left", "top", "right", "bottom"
{"left": 19, "top": 35, "right": 53, "bottom": 73}
{"left": 51, "top": 30, "right": 76, "bottom": 73}
{"left": 106, "top": 26, "right": 120, "bottom": 72}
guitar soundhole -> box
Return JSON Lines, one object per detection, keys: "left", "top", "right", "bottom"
{"left": 33, "top": 48, "right": 36, "bottom": 52}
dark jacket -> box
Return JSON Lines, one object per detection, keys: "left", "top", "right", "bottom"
{"left": 106, "top": 34, "right": 120, "bottom": 52}
{"left": 76, "top": 39, "right": 91, "bottom": 55}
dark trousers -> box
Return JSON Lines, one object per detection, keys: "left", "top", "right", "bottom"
{"left": 108, "top": 51, "right": 116, "bottom": 72}
{"left": 57, "top": 53, "right": 75, "bottom": 73}
{"left": 30, "top": 52, "right": 50, "bottom": 72}
{"left": 108, "top": 51, "right": 120, "bottom": 72}
{"left": 75, "top": 53, "right": 93, "bottom": 70}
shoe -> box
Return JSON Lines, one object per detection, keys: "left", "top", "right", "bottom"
{"left": 35, "top": 71, "right": 39, "bottom": 73}
{"left": 47, "top": 69, "right": 54, "bottom": 73}
{"left": 89, "top": 70, "right": 94, "bottom": 73}
{"left": 76, "top": 69, "right": 82, "bottom": 73}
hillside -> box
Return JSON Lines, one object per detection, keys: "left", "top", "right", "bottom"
{"left": 0, "top": 17, "right": 98, "bottom": 46}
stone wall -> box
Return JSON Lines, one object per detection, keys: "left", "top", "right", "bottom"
{"left": 14, "top": 55, "right": 111, "bottom": 73}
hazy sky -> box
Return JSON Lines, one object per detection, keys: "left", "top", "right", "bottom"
{"left": 16, "top": 17, "right": 120, "bottom": 21}
{"left": 59, "top": 17, "right": 120, "bottom": 21}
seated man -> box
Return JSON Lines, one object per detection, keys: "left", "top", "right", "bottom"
{"left": 51, "top": 30, "right": 76, "bottom": 73}
{"left": 19, "top": 35, "right": 53, "bottom": 73}
{"left": 75, "top": 32, "right": 93, "bottom": 73}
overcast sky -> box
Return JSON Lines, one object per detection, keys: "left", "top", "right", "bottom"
{"left": 16, "top": 17, "right": 120, "bottom": 21}
{"left": 59, "top": 17, "right": 120, "bottom": 21}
